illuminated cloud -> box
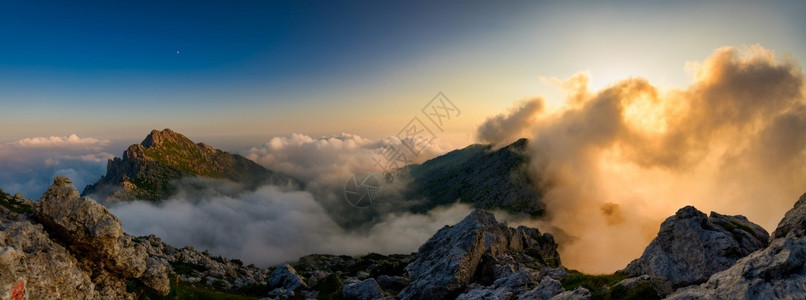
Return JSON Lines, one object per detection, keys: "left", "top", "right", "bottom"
{"left": 9, "top": 134, "right": 109, "bottom": 149}
{"left": 476, "top": 98, "right": 544, "bottom": 146}
{"left": 482, "top": 45, "right": 806, "bottom": 273}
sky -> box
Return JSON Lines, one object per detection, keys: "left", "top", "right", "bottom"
{"left": 2, "top": 1, "right": 805, "bottom": 146}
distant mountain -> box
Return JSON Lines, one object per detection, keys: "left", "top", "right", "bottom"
{"left": 404, "top": 138, "right": 545, "bottom": 216}
{"left": 82, "top": 129, "right": 295, "bottom": 201}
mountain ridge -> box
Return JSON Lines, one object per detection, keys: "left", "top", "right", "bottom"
{"left": 82, "top": 128, "right": 295, "bottom": 201}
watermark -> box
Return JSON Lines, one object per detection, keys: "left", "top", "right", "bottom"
{"left": 344, "top": 92, "right": 460, "bottom": 207}
{"left": 344, "top": 173, "right": 382, "bottom": 208}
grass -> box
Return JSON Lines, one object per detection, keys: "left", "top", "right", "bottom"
{"left": 0, "top": 189, "right": 33, "bottom": 214}
{"left": 561, "top": 270, "right": 660, "bottom": 300}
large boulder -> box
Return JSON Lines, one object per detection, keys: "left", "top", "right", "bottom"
{"left": 398, "top": 210, "right": 561, "bottom": 300}
{"left": 668, "top": 193, "right": 806, "bottom": 299}
{"left": 33, "top": 177, "right": 169, "bottom": 295}
{"left": 620, "top": 205, "right": 769, "bottom": 288}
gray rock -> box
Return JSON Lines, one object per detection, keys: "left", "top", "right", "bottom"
{"left": 343, "top": 278, "right": 387, "bottom": 300}
{"left": 518, "top": 277, "right": 564, "bottom": 300}
{"left": 550, "top": 287, "right": 591, "bottom": 300}
{"left": 269, "top": 264, "right": 308, "bottom": 292}
{"left": 0, "top": 220, "right": 101, "bottom": 299}
{"left": 375, "top": 275, "right": 409, "bottom": 292}
{"left": 399, "top": 210, "right": 561, "bottom": 300}
{"left": 772, "top": 193, "right": 806, "bottom": 240}
{"left": 458, "top": 269, "right": 541, "bottom": 300}
{"left": 614, "top": 275, "right": 672, "bottom": 297}
{"left": 620, "top": 205, "right": 769, "bottom": 288}
{"left": 668, "top": 195, "right": 806, "bottom": 299}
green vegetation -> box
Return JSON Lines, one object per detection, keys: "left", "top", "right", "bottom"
{"left": 0, "top": 189, "right": 33, "bottom": 214}
{"left": 170, "top": 262, "right": 209, "bottom": 276}
{"left": 315, "top": 274, "right": 344, "bottom": 300}
{"left": 561, "top": 270, "right": 628, "bottom": 300}
{"left": 607, "top": 282, "right": 661, "bottom": 300}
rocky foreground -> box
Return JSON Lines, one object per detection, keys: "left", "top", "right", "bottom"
{"left": 2, "top": 177, "right": 805, "bottom": 299}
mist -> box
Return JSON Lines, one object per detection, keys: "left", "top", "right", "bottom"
{"left": 481, "top": 45, "right": 806, "bottom": 273}
{"left": 109, "top": 177, "right": 473, "bottom": 266}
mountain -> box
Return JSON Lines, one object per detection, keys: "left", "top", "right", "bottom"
{"left": 404, "top": 138, "right": 545, "bottom": 216}
{"left": 82, "top": 128, "right": 295, "bottom": 201}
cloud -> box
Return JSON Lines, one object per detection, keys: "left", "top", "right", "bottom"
{"left": 476, "top": 98, "right": 544, "bottom": 146}
{"left": 109, "top": 178, "right": 474, "bottom": 266}
{"left": 244, "top": 133, "right": 452, "bottom": 225}
{"left": 10, "top": 134, "right": 109, "bottom": 149}
{"left": 0, "top": 134, "right": 113, "bottom": 198}
{"left": 480, "top": 45, "right": 806, "bottom": 273}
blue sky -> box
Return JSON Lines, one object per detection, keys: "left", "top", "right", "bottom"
{"left": 1, "top": 0, "right": 805, "bottom": 145}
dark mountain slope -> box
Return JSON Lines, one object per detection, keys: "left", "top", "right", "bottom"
{"left": 404, "top": 138, "right": 545, "bottom": 216}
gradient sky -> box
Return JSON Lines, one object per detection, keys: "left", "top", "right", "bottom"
{"left": 2, "top": 0, "right": 805, "bottom": 150}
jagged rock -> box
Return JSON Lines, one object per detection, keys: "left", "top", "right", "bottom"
{"left": 399, "top": 210, "right": 561, "bottom": 300}
{"left": 667, "top": 194, "right": 806, "bottom": 299}
{"left": 550, "top": 287, "right": 591, "bottom": 300}
{"left": 772, "top": 193, "right": 806, "bottom": 240}
{"left": 32, "top": 177, "right": 171, "bottom": 295}
{"left": 620, "top": 205, "right": 769, "bottom": 288}
{"left": 342, "top": 278, "right": 387, "bottom": 300}
{"left": 518, "top": 277, "right": 564, "bottom": 300}
{"left": 0, "top": 218, "right": 101, "bottom": 299}
{"left": 269, "top": 264, "right": 308, "bottom": 292}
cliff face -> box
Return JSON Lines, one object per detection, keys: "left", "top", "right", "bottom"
{"left": 82, "top": 129, "right": 295, "bottom": 201}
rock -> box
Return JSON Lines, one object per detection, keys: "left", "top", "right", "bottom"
{"left": 35, "top": 177, "right": 147, "bottom": 278}
{"left": 518, "top": 277, "right": 564, "bottom": 300}
{"left": 550, "top": 287, "right": 591, "bottom": 300}
{"left": 375, "top": 275, "right": 409, "bottom": 292}
{"left": 614, "top": 275, "right": 672, "bottom": 297}
{"left": 342, "top": 278, "right": 387, "bottom": 300}
{"left": 141, "top": 257, "right": 171, "bottom": 296}
{"left": 32, "top": 177, "right": 171, "bottom": 295}
{"left": 667, "top": 194, "right": 806, "bottom": 299}
{"left": 0, "top": 219, "right": 101, "bottom": 299}
{"left": 620, "top": 205, "right": 769, "bottom": 288}
{"left": 399, "top": 210, "right": 560, "bottom": 300}
{"left": 269, "top": 264, "right": 308, "bottom": 292}
{"left": 772, "top": 193, "right": 806, "bottom": 240}
{"left": 458, "top": 269, "right": 541, "bottom": 300}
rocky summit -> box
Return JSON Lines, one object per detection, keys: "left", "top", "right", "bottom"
{"left": 668, "top": 193, "right": 806, "bottom": 299}
{"left": 399, "top": 210, "right": 564, "bottom": 300}
{"left": 619, "top": 205, "right": 770, "bottom": 289}
{"left": 82, "top": 129, "right": 295, "bottom": 201}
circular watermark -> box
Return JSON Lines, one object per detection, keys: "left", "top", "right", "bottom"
{"left": 344, "top": 173, "right": 381, "bottom": 208}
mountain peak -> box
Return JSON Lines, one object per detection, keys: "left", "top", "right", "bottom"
{"left": 83, "top": 129, "right": 295, "bottom": 201}
{"left": 141, "top": 128, "right": 186, "bottom": 148}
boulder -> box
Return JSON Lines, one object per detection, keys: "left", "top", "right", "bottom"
{"left": 667, "top": 193, "right": 806, "bottom": 299}
{"left": 620, "top": 205, "right": 769, "bottom": 287}
{"left": 399, "top": 210, "right": 561, "bottom": 300}
{"left": 268, "top": 264, "right": 308, "bottom": 292}
{"left": 342, "top": 278, "right": 387, "bottom": 300}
